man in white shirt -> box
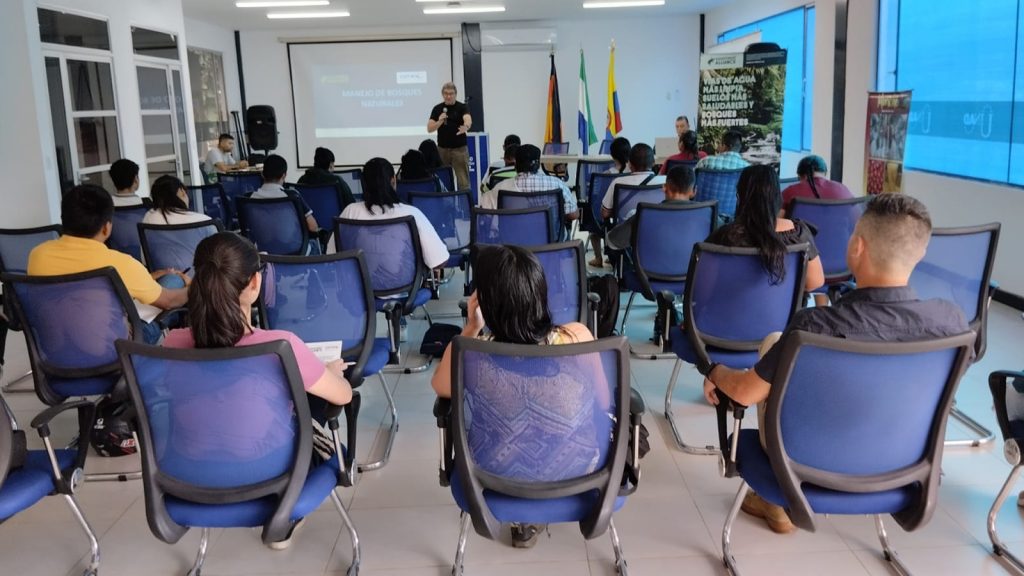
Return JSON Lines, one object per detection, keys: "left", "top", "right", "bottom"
{"left": 205, "top": 133, "right": 249, "bottom": 173}
{"left": 483, "top": 144, "right": 579, "bottom": 220}
{"left": 601, "top": 143, "right": 667, "bottom": 219}
{"left": 108, "top": 159, "right": 145, "bottom": 207}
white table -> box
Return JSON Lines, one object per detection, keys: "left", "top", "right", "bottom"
{"left": 540, "top": 154, "right": 614, "bottom": 164}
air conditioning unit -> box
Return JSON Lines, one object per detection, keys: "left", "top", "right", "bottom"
{"left": 479, "top": 25, "right": 557, "bottom": 52}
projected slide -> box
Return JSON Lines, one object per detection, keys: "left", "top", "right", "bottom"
{"left": 289, "top": 39, "right": 454, "bottom": 167}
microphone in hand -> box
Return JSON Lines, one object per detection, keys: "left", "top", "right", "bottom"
{"left": 442, "top": 106, "right": 449, "bottom": 125}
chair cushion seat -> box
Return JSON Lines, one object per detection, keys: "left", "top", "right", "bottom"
{"left": 0, "top": 449, "right": 76, "bottom": 521}
{"left": 735, "top": 430, "right": 916, "bottom": 515}
{"left": 350, "top": 338, "right": 390, "bottom": 377}
{"left": 50, "top": 375, "right": 121, "bottom": 400}
{"left": 669, "top": 326, "right": 760, "bottom": 369}
{"left": 450, "top": 469, "right": 625, "bottom": 525}
{"left": 165, "top": 453, "right": 343, "bottom": 528}
{"left": 374, "top": 288, "right": 432, "bottom": 314}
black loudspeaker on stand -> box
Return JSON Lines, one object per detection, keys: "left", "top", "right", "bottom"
{"left": 246, "top": 105, "right": 278, "bottom": 159}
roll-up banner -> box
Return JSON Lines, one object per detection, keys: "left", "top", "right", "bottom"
{"left": 865, "top": 91, "right": 912, "bottom": 194}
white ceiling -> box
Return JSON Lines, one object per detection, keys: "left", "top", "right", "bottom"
{"left": 182, "top": 0, "right": 732, "bottom": 30}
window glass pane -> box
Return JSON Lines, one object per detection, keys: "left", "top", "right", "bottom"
{"left": 132, "top": 27, "right": 179, "bottom": 60}
{"left": 1011, "top": 7, "right": 1024, "bottom": 184}
{"left": 38, "top": 8, "right": 110, "bottom": 51}
{"left": 142, "top": 115, "right": 175, "bottom": 159}
{"left": 877, "top": 0, "right": 900, "bottom": 91}
{"left": 74, "top": 116, "right": 120, "bottom": 168}
{"left": 803, "top": 7, "right": 815, "bottom": 151}
{"left": 187, "top": 47, "right": 230, "bottom": 155}
{"left": 67, "top": 60, "right": 116, "bottom": 111}
{"left": 896, "top": 0, "right": 1016, "bottom": 181}
{"left": 137, "top": 66, "right": 170, "bottom": 110}
{"left": 45, "top": 57, "right": 75, "bottom": 194}
{"left": 147, "top": 159, "right": 178, "bottom": 186}
{"left": 172, "top": 70, "right": 192, "bottom": 182}
{"left": 79, "top": 169, "right": 115, "bottom": 192}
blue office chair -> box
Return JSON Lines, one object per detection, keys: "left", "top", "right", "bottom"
{"left": 470, "top": 207, "right": 553, "bottom": 247}
{"left": 334, "top": 168, "right": 363, "bottom": 200}
{"left": 909, "top": 223, "right": 1000, "bottom": 447}
{"left": 526, "top": 241, "right": 597, "bottom": 332}
{"left": 396, "top": 178, "right": 441, "bottom": 203}
{"left": 108, "top": 204, "right": 151, "bottom": 261}
{"left": 116, "top": 339, "right": 361, "bottom": 576}
{"left": 259, "top": 251, "right": 395, "bottom": 476}
{"left": 987, "top": 370, "right": 1024, "bottom": 574}
{"left": 718, "top": 330, "right": 975, "bottom": 576}
{"left": 333, "top": 216, "right": 433, "bottom": 373}
{"left": 599, "top": 139, "right": 613, "bottom": 155}
{"left": 409, "top": 190, "right": 472, "bottom": 270}
{"left": 0, "top": 394, "right": 100, "bottom": 575}
{"left": 694, "top": 168, "right": 743, "bottom": 218}
{"left": 620, "top": 201, "right": 717, "bottom": 351}
{"left": 789, "top": 196, "right": 868, "bottom": 298}
{"left": 217, "top": 172, "right": 263, "bottom": 227}
{"left": 433, "top": 166, "right": 456, "bottom": 191}
{"left": 610, "top": 184, "right": 664, "bottom": 227}
{"left": 663, "top": 243, "right": 808, "bottom": 455}
{"left": 575, "top": 158, "right": 615, "bottom": 209}
{"left": 542, "top": 141, "right": 570, "bottom": 181}
{"left": 582, "top": 172, "right": 622, "bottom": 245}
{"left": 138, "top": 220, "right": 223, "bottom": 275}
{"left": 664, "top": 159, "right": 699, "bottom": 174}
{"left": 498, "top": 189, "right": 566, "bottom": 242}
{"left": 292, "top": 183, "right": 348, "bottom": 232}
{"left": 446, "top": 335, "right": 639, "bottom": 575}
{"left": 236, "top": 196, "right": 312, "bottom": 256}
{"left": 185, "top": 184, "right": 230, "bottom": 226}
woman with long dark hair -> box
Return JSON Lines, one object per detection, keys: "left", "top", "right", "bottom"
{"left": 706, "top": 164, "right": 825, "bottom": 291}
{"left": 608, "top": 136, "right": 632, "bottom": 174}
{"left": 659, "top": 130, "right": 707, "bottom": 174}
{"left": 141, "top": 175, "right": 211, "bottom": 225}
{"left": 418, "top": 139, "right": 444, "bottom": 170}
{"left": 398, "top": 149, "right": 446, "bottom": 191}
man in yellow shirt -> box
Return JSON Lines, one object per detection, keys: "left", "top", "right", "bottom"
{"left": 27, "top": 185, "right": 189, "bottom": 344}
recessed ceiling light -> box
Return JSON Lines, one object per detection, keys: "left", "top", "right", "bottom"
{"left": 583, "top": 0, "right": 665, "bottom": 8}
{"left": 266, "top": 9, "right": 350, "bottom": 18}
{"left": 237, "top": 0, "right": 329, "bottom": 7}
{"left": 423, "top": 5, "right": 506, "bottom": 14}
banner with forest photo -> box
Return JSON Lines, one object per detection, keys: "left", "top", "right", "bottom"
{"left": 697, "top": 47, "right": 787, "bottom": 168}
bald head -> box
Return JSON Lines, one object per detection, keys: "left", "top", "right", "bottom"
{"left": 849, "top": 193, "right": 932, "bottom": 282}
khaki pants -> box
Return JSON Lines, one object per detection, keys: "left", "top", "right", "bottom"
{"left": 756, "top": 331, "right": 784, "bottom": 450}
{"left": 439, "top": 145, "right": 470, "bottom": 190}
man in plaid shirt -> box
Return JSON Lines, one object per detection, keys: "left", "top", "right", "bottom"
{"left": 695, "top": 130, "right": 750, "bottom": 218}
{"left": 696, "top": 130, "right": 750, "bottom": 171}
{"left": 481, "top": 144, "right": 579, "bottom": 222}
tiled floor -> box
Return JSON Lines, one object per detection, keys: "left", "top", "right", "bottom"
{"left": 3, "top": 266, "right": 1024, "bottom": 576}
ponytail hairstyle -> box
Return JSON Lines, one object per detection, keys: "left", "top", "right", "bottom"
{"left": 610, "top": 137, "right": 631, "bottom": 173}
{"left": 796, "top": 154, "right": 828, "bottom": 199}
{"left": 188, "top": 232, "right": 262, "bottom": 348}
{"left": 734, "top": 165, "right": 787, "bottom": 284}
{"left": 362, "top": 157, "right": 401, "bottom": 215}
{"left": 150, "top": 175, "right": 190, "bottom": 222}
{"left": 681, "top": 130, "right": 700, "bottom": 160}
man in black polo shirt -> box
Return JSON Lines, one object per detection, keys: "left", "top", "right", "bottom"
{"left": 427, "top": 82, "right": 473, "bottom": 190}
{"left": 702, "top": 193, "right": 970, "bottom": 534}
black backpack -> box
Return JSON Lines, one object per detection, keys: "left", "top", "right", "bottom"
{"left": 587, "top": 274, "right": 620, "bottom": 338}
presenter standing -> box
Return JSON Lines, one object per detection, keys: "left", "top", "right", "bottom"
{"left": 427, "top": 82, "right": 472, "bottom": 190}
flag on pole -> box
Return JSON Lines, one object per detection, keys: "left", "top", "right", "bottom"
{"left": 606, "top": 40, "right": 622, "bottom": 139}
{"left": 578, "top": 49, "right": 598, "bottom": 154}
{"left": 545, "top": 52, "right": 563, "bottom": 144}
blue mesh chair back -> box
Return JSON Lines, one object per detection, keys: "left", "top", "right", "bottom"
{"left": 498, "top": 189, "right": 565, "bottom": 242}
{"left": 450, "top": 335, "right": 631, "bottom": 538}
{"left": 333, "top": 216, "right": 425, "bottom": 301}
{"left": 396, "top": 178, "right": 440, "bottom": 203}
{"left": 526, "top": 241, "right": 588, "bottom": 326}
{"left": 612, "top": 184, "right": 663, "bottom": 224}
{"left": 665, "top": 159, "right": 698, "bottom": 174}
{"left": 186, "top": 184, "right": 230, "bottom": 225}
{"left": 292, "top": 184, "right": 345, "bottom": 232}
{"left": 694, "top": 169, "right": 743, "bottom": 218}
{"left": 433, "top": 166, "right": 456, "bottom": 191}
{"left": 542, "top": 142, "right": 570, "bottom": 179}
{"left": 575, "top": 159, "right": 615, "bottom": 204}
{"left": 115, "top": 339, "right": 320, "bottom": 544}
{"left": 217, "top": 173, "right": 262, "bottom": 227}
{"left": 599, "top": 139, "right": 613, "bottom": 155}
{"left": 236, "top": 196, "right": 310, "bottom": 256}
{"left": 0, "top": 225, "right": 61, "bottom": 274}
{"left": 334, "top": 168, "right": 363, "bottom": 200}
{"left": 138, "top": 220, "right": 223, "bottom": 275}
{"left": 108, "top": 205, "right": 150, "bottom": 261}
{"left": 630, "top": 201, "right": 717, "bottom": 298}
{"left": 587, "top": 172, "right": 622, "bottom": 231}
{"left": 908, "top": 224, "right": 999, "bottom": 359}
{"left": 2, "top": 268, "right": 143, "bottom": 406}
{"left": 409, "top": 190, "right": 472, "bottom": 266}
{"left": 789, "top": 196, "right": 868, "bottom": 283}
{"left": 470, "top": 207, "right": 552, "bottom": 247}
{"left": 681, "top": 243, "right": 808, "bottom": 368}
{"left": 750, "top": 330, "right": 975, "bottom": 531}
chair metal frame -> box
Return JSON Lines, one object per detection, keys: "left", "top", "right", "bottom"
{"left": 258, "top": 250, "right": 397, "bottom": 477}
{"left": 664, "top": 243, "right": 808, "bottom": 456}
{"left": 719, "top": 330, "right": 976, "bottom": 576}
{"left": 236, "top": 195, "right": 312, "bottom": 256}
{"left": 137, "top": 219, "right": 224, "bottom": 274}
{"left": 115, "top": 339, "right": 361, "bottom": 576}
{"left": 987, "top": 369, "right": 1024, "bottom": 574}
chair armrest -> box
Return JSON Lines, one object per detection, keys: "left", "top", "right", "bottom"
{"left": 620, "top": 388, "right": 647, "bottom": 496}
{"left": 325, "top": 395, "right": 359, "bottom": 487}
{"left": 433, "top": 397, "right": 453, "bottom": 487}
{"left": 629, "top": 386, "right": 646, "bottom": 417}
{"left": 30, "top": 400, "right": 95, "bottom": 490}
{"left": 30, "top": 400, "right": 95, "bottom": 438}
{"left": 714, "top": 390, "right": 748, "bottom": 478}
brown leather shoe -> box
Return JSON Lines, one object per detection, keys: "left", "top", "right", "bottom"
{"left": 741, "top": 491, "right": 796, "bottom": 534}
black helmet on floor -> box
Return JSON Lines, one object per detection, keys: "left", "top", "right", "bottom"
{"left": 90, "top": 398, "right": 137, "bottom": 457}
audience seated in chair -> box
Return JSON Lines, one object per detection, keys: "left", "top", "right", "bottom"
{"left": 600, "top": 142, "right": 666, "bottom": 220}
{"left": 705, "top": 165, "right": 825, "bottom": 294}
{"left": 695, "top": 129, "right": 751, "bottom": 171}
{"left": 108, "top": 158, "right": 145, "bottom": 207}
{"left": 418, "top": 138, "right": 444, "bottom": 171}
{"left": 297, "top": 146, "right": 356, "bottom": 208}
{"left": 431, "top": 244, "right": 593, "bottom": 548}
{"left": 251, "top": 154, "right": 320, "bottom": 237}
{"left": 27, "top": 185, "right": 189, "bottom": 344}
{"left": 398, "top": 149, "right": 447, "bottom": 191}
{"left": 142, "top": 175, "right": 213, "bottom": 226}
{"left": 700, "top": 193, "right": 971, "bottom": 534}
{"left": 588, "top": 137, "right": 632, "bottom": 268}
{"left": 205, "top": 132, "right": 248, "bottom": 173}
{"left": 481, "top": 141, "right": 518, "bottom": 195}
{"left": 482, "top": 144, "right": 579, "bottom": 226}
{"left": 659, "top": 130, "right": 706, "bottom": 175}
{"left": 781, "top": 154, "right": 854, "bottom": 214}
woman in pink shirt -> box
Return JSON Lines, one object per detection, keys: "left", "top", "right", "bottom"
{"left": 781, "top": 155, "right": 854, "bottom": 213}
{"left": 659, "top": 130, "right": 707, "bottom": 174}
